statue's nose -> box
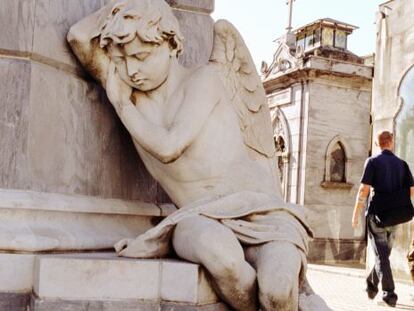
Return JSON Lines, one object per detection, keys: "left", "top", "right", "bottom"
{"left": 125, "top": 58, "right": 140, "bottom": 79}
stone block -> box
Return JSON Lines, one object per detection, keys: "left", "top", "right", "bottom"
{"left": 0, "top": 253, "right": 35, "bottom": 292}
{"left": 0, "top": 293, "right": 29, "bottom": 311}
{"left": 26, "top": 62, "right": 160, "bottom": 201}
{"left": 34, "top": 254, "right": 160, "bottom": 300}
{"left": 174, "top": 10, "right": 214, "bottom": 68}
{"left": 33, "top": 254, "right": 218, "bottom": 305}
{"left": 32, "top": 0, "right": 103, "bottom": 71}
{"left": 0, "top": 58, "right": 31, "bottom": 190}
{"left": 0, "top": 0, "right": 35, "bottom": 53}
{"left": 165, "top": 0, "right": 215, "bottom": 13}
{"left": 161, "top": 303, "right": 229, "bottom": 311}
{"left": 0, "top": 189, "right": 164, "bottom": 252}
{"left": 161, "top": 261, "right": 218, "bottom": 304}
{"left": 30, "top": 298, "right": 228, "bottom": 311}
{"left": 31, "top": 297, "right": 159, "bottom": 311}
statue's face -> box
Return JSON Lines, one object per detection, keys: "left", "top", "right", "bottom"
{"left": 109, "top": 37, "right": 172, "bottom": 91}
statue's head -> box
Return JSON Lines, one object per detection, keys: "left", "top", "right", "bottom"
{"left": 99, "top": 0, "right": 184, "bottom": 91}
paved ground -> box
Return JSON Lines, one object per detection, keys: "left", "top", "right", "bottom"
{"left": 307, "top": 264, "right": 414, "bottom": 311}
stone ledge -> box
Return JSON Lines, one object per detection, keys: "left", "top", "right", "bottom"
{"left": 320, "top": 181, "right": 354, "bottom": 190}
{"left": 34, "top": 253, "right": 218, "bottom": 304}
{"left": 166, "top": 0, "right": 214, "bottom": 14}
{"left": 31, "top": 297, "right": 228, "bottom": 311}
{"left": 0, "top": 188, "right": 167, "bottom": 216}
{"left": 0, "top": 189, "right": 177, "bottom": 252}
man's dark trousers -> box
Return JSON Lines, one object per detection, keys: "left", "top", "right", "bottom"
{"left": 366, "top": 215, "right": 397, "bottom": 294}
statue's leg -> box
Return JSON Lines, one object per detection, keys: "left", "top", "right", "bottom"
{"left": 172, "top": 215, "right": 258, "bottom": 311}
{"left": 246, "top": 241, "right": 302, "bottom": 311}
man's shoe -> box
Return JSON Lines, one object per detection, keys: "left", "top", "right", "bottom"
{"left": 366, "top": 282, "right": 378, "bottom": 300}
{"left": 382, "top": 292, "right": 398, "bottom": 307}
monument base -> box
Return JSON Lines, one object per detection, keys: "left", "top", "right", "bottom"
{"left": 30, "top": 297, "right": 229, "bottom": 311}
{"left": 0, "top": 252, "right": 227, "bottom": 311}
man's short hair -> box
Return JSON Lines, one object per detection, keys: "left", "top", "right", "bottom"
{"left": 377, "top": 130, "right": 393, "bottom": 148}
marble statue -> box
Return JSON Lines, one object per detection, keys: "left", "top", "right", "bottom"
{"left": 67, "top": 1, "right": 330, "bottom": 310}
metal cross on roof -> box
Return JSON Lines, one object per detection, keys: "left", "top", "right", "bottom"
{"left": 286, "top": 0, "right": 296, "bottom": 33}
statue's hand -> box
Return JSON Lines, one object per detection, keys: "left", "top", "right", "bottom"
{"left": 106, "top": 62, "right": 133, "bottom": 113}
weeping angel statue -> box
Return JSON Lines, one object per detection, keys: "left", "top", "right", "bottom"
{"left": 68, "top": 1, "right": 329, "bottom": 310}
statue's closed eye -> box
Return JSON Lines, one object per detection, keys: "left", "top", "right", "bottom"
{"left": 112, "top": 7, "right": 120, "bottom": 15}
{"left": 123, "top": 14, "right": 137, "bottom": 20}
{"left": 135, "top": 52, "right": 150, "bottom": 61}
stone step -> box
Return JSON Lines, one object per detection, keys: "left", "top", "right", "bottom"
{"left": 33, "top": 253, "right": 219, "bottom": 306}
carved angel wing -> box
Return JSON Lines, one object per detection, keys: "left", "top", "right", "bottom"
{"left": 209, "top": 20, "right": 276, "bottom": 159}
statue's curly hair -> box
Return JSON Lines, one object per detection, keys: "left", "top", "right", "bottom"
{"left": 99, "top": 0, "right": 184, "bottom": 56}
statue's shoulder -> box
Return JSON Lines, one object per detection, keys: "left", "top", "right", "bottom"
{"left": 186, "top": 65, "right": 223, "bottom": 91}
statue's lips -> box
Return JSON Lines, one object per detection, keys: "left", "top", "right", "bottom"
{"left": 131, "top": 78, "right": 146, "bottom": 85}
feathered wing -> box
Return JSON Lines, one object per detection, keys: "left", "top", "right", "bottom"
{"left": 209, "top": 19, "right": 275, "bottom": 158}
{"left": 209, "top": 20, "right": 281, "bottom": 193}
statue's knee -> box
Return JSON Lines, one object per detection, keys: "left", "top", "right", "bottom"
{"left": 259, "top": 288, "right": 295, "bottom": 311}
{"left": 204, "top": 252, "right": 241, "bottom": 277}
{"left": 259, "top": 274, "right": 297, "bottom": 309}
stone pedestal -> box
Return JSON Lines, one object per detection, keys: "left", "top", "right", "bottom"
{"left": 0, "top": 252, "right": 227, "bottom": 311}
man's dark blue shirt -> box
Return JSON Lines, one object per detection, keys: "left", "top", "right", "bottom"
{"left": 361, "top": 150, "right": 414, "bottom": 214}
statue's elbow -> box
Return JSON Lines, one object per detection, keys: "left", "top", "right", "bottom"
{"left": 67, "top": 24, "right": 88, "bottom": 47}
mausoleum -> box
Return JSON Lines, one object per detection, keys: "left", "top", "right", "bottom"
{"left": 262, "top": 18, "right": 373, "bottom": 263}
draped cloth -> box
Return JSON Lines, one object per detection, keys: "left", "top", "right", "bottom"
{"left": 119, "top": 191, "right": 314, "bottom": 259}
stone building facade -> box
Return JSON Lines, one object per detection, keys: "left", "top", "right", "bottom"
{"left": 370, "top": 0, "right": 414, "bottom": 282}
{"left": 262, "top": 19, "right": 373, "bottom": 263}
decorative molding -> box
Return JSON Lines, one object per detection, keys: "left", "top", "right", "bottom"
{"left": 320, "top": 181, "right": 354, "bottom": 190}
{"left": 268, "top": 88, "right": 292, "bottom": 107}
{"left": 262, "top": 39, "right": 303, "bottom": 81}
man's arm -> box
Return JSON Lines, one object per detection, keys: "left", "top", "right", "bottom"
{"left": 107, "top": 67, "right": 222, "bottom": 163}
{"left": 67, "top": 4, "right": 113, "bottom": 86}
{"left": 352, "top": 183, "right": 371, "bottom": 228}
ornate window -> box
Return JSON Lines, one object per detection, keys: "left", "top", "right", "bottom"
{"left": 272, "top": 108, "right": 290, "bottom": 200}
{"left": 321, "top": 136, "right": 353, "bottom": 189}
{"left": 395, "top": 65, "right": 414, "bottom": 170}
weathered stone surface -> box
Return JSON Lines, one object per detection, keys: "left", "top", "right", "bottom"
{"left": 27, "top": 62, "right": 151, "bottom": 199}
{"left": 0, "top": 292, "right": 29, "bottom": 311}
{"left": 160, "top": 261, "right": 218, "bottom": 304}
{"left": 32, "top": 0, "right": 103, "bottom": 71}
{"left": 0, "top": 0, "right": 35, "bottom": 53}
{"left": 34, "top": 254, "right": 160, "bottom": 300}
{"left": 33, "top": 254, "right": 217, "bottom": 304}
{"left": 31, "top": 297, "right": 159, "bottom": 311}
{"left": 0, "top": 253, "right": 35, "bottom": 292}
{"left": 0, "top": 189, "right": 166, "bottom": 252}
{"left": 0, "top": 59, "right": 31, "bottom": 189}
{"left": 165, "top": 0, "right": 214, "bottom": 13}
{"left": 30, "top": 298, "right": 228, "bottom": 311}
{"left": 161, "top": 303, "right": 230, "bottom": 311}
{"left": 0, "top": 59, "right": 165, "bottom": 202}
{"left": 174, "top": 10, "right": 214, "bottom": 68}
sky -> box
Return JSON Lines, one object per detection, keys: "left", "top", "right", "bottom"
{"left": 212, "top": 0, "right": 385, "bottom": 68}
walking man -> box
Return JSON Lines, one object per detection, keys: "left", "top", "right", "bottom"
{"left": 352, "top": 130, "right": 414, "bottom": 307}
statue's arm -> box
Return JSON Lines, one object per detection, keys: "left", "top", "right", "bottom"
{"left": 108, "top": 68, "right": 222, "bottom": 163}
{"left": 67, "top": 4, "right": 113, "bottom": 86}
